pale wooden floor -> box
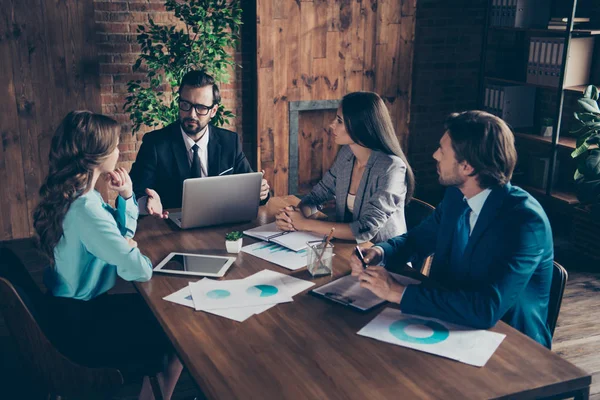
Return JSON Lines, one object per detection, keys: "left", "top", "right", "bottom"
{"left": 1, "top": 239, "right": 599, "bottom": 399}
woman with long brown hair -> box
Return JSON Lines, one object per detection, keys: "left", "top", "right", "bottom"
{"left": 33, "top": 110, "right": 181, "bottom": 399}
{"left": 276, "top": 91, "right": 415, "bottom": 243}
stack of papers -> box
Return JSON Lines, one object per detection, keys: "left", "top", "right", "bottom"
{"left": 163, "top": 269, "right": 315, "bottom": 322}
{"left": 243, "top": 222, "right": 323, "bottom": 251}
{"left": 241, "top": 241, "right": 310, "bottom": 270}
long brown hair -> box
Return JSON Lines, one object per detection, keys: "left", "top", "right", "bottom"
{"left": 341, "top": 91, "right": 415, "bottom": 202}
{"left": 444, "top": 110, "right": 517, "bottom": 188}
{"left": 33, "top": 111, "right": 120, "bottom": 263}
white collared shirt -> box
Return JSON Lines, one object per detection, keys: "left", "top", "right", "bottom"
{"left": 464, "top": 188, "right": 492, "bottom": 235}
{"left": 180, "top": 125, "right": 209, "bottom": 178}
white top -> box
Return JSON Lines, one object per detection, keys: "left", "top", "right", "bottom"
{"left": 180, "top": 125, "right": 209, "bottom": 178}
{"left": 464, "top": 188, "right": 492, "bottom": 235}
{"left": 347, "top": 193, "right": 356, "bottom": 213}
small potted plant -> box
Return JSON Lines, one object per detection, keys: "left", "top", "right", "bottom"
{"left": 225, "top": 231, "right": 244, "bottom": 253}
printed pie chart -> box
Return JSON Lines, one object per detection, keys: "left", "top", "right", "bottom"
{"left": 246, "top": 284, "right": 279, "bottom": 297}
{"left": 206, "top": 289, "right": 231, "bottom": 299}
{"left": 389, "top": 317, "right": 450, "bottom": 345}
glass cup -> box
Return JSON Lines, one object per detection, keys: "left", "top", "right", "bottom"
{"left": 306, "top": 241, "right": 334, "bottom": 277}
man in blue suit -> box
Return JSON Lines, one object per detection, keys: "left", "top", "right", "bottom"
{"left": 350, "top": 110, "right": 554, "bottom": 348}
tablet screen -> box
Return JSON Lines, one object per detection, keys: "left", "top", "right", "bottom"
{"left": 161, "top": 254, "right": 229, "bottom": 274}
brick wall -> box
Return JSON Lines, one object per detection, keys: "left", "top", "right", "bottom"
{"left": 409, "top": 0, "right": 487, "bottom": 205}
{"left": 93, "top": 0, "right": 255, "bottom": 186}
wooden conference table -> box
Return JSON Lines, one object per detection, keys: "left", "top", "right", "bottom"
{"left": 134, "top": 196, "right": 591, "bottom": 400}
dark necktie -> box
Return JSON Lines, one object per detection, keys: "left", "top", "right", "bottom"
{"left": 450, "top": 201, "right": 471, "bottom": 270}
{"left": 190, "top": 144, "right": 202, "bottom": 178}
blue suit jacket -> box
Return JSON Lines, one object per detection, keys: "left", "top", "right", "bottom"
{"left": 378, "top": 183, "right": 553, "bottom": 348}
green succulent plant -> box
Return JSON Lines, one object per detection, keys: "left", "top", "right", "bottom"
{"left": 225, "top": 231, "right": 243, "bottom": 241}
{"left": 124, "top": 0, "right": 242, "bottom": 135}
{"left": 570, "top": 85, "right": 600, "bottom": 206}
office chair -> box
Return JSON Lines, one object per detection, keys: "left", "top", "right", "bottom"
{"left": 547, "top": 261, "right": 568, "bottom": 338}
{"left": 0, "top": 247, "right": 162, "bottom": 400}
{"left": 404, "top": 198, "right": 436, "bottom": 276}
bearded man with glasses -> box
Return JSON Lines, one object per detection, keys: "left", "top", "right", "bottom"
{"left": 130, "top": 70, "right": 271, "bottom": 217}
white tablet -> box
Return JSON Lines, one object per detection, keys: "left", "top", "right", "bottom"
{"left": 153, "top": 252, "right": 236, "bottom": 278}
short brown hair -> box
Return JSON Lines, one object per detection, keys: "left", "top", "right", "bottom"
{"left": 179, "top": 70, "right": 221, "bottom": 105}
{"left": 444, "top": 110, "right": 517, "bottom": 188}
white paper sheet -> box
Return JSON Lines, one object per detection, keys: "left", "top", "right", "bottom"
{"left": 241, "top": 241, "right": 310, "bottom": 270}
{"left": 163, "top": 270, "right": 315, "bottom": 322}
{"left": 357, "top": 308, "right": 506, "bottom": 367}
{"left": 189, "top": 277, "right": 294, "bottom": 311}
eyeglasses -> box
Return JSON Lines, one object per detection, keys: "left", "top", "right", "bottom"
{"left": 179, "top": 99, "right": 214, "bottom": 116}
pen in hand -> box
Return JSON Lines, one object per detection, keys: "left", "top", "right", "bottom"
{"left": 355, "top": 246, "right": 368, "bottom": 269}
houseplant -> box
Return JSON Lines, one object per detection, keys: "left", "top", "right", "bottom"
{"left": 570, "top": 85, "right": 600, "bottom": 218}
{"left": 225, "top": 231, "right": 243, "bottom": 253}
{"left": 124, "top": 0, "right": 242, "bottom": 134}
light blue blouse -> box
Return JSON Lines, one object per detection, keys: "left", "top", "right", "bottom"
{"left": 45, "top": 190, "right": 153, "bottom": 301}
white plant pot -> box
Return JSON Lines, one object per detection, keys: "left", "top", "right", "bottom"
{"left": 541, "top": 126, "right": 553, "bottom": 138}
{"left": 225, "top": 238, "right": 243, "bottom": 253}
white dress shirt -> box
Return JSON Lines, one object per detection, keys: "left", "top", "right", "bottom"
{"left": 180, "top": 125, "right": 209, "bottom": 178}
{"left": 464, "top": 188, "right": 492, "bottom": 235}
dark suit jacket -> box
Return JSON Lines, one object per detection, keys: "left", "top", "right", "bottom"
{"left": 378, "top": 183, "right": 554, "bottom": 348}
{"left": 130, "top": 122, "right": 259, "bottom": 209}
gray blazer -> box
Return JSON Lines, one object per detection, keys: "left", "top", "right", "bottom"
{"left": 300, "top": 146, "right": 408, "bottom": 243}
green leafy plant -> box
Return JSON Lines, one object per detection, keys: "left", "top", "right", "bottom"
{"left": 541, "top": 117, "right": 554, "bottom": 127}
{"left": 570, "top": 85, "right": 600, "bottom": 207}
{"left": 225, "top": 231, "right": 243, "bottom": 241}
{"left": 124, "top": 0, "right": 242, "bottom": 134}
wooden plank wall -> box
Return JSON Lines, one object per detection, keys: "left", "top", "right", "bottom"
{"left": 0, "top": 0, "right": 100, "bottom": 240}
{"left": 297, "top": 109, "right": 338, "bottom": 194}
{"left": 257, "top": 0, "right": 417, "bottom": 196}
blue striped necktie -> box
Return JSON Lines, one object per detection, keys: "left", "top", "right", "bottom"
{"left": 450, "top": 201, "right": 471, "bottom": 270}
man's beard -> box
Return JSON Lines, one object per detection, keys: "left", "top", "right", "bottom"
{"left": 181, "top": 118, "right": 207, "bottom": 136}
{"left": 437, "top": 164, "right": 465, "bottom": 187}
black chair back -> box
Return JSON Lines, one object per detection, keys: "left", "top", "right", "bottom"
{"left": 0, "top": 247, "right": 124, "bottom": 398}
{"left": 548, "top": 261, "right": 568, "bottom": 338}
{"left": 404, "top": 198, "right": 436, "bottom": 275}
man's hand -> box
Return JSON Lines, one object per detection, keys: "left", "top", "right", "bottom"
{"left": 145, "top": 188, "right": 169, "bottom": 219}
{"left": 260, "top": 171, "right": 270, "bottom": 201}
{"left": 350, "top": 247, "right": 383, "bottom": 276}
{"left": 106, "top": 167, "right": 133, "bottom": 199}
{"left": 358, "top": 266, "right": 405, "bottom": 303}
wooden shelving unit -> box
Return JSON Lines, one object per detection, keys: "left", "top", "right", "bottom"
{"left": 514, "top": 132, "right": 577, "bottom": 150}
{"left": 522, "top": 184, "right": 579, "bottom": 205}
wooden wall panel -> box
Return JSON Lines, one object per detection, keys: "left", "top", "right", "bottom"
{"left": 0, "top": 0, "right": 100, "bottom": 240}
{"left": 257, "top": 0, "right": 416, "bottom": 196}
{"left": 296, "top": 109, "right": 338, "bottom": 195}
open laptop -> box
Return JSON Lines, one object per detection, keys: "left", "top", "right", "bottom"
{"left": 168, "top": 172, "right": 262, "bottom": 229}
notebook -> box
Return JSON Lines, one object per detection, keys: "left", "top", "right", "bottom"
{"left": 312, "top": 273, "right": 421, "bottom": 311}
{"left": 243, "top": 222, "right": 323, "bottom": 252}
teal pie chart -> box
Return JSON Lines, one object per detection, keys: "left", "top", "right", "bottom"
{"left": 389, "top": 318, "right": 450, "bottom": 345}
{"left": 246, "top": 284, "right": 279, "bottom": 297}
{"left": 206, "top": 289, "right": 231, "bottom": 300}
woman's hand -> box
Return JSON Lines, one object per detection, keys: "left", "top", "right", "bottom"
{"left": 357, "top": 266, "right": 405, "bottom": 303}
{"left": 275, "top": 207, "right": 296, "bottom": 231}
{"left": 106, "top": 167, "right": 133, "bottom": 199}
{"left": 284, "top": 208, "right": 309, "bottom": 231}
